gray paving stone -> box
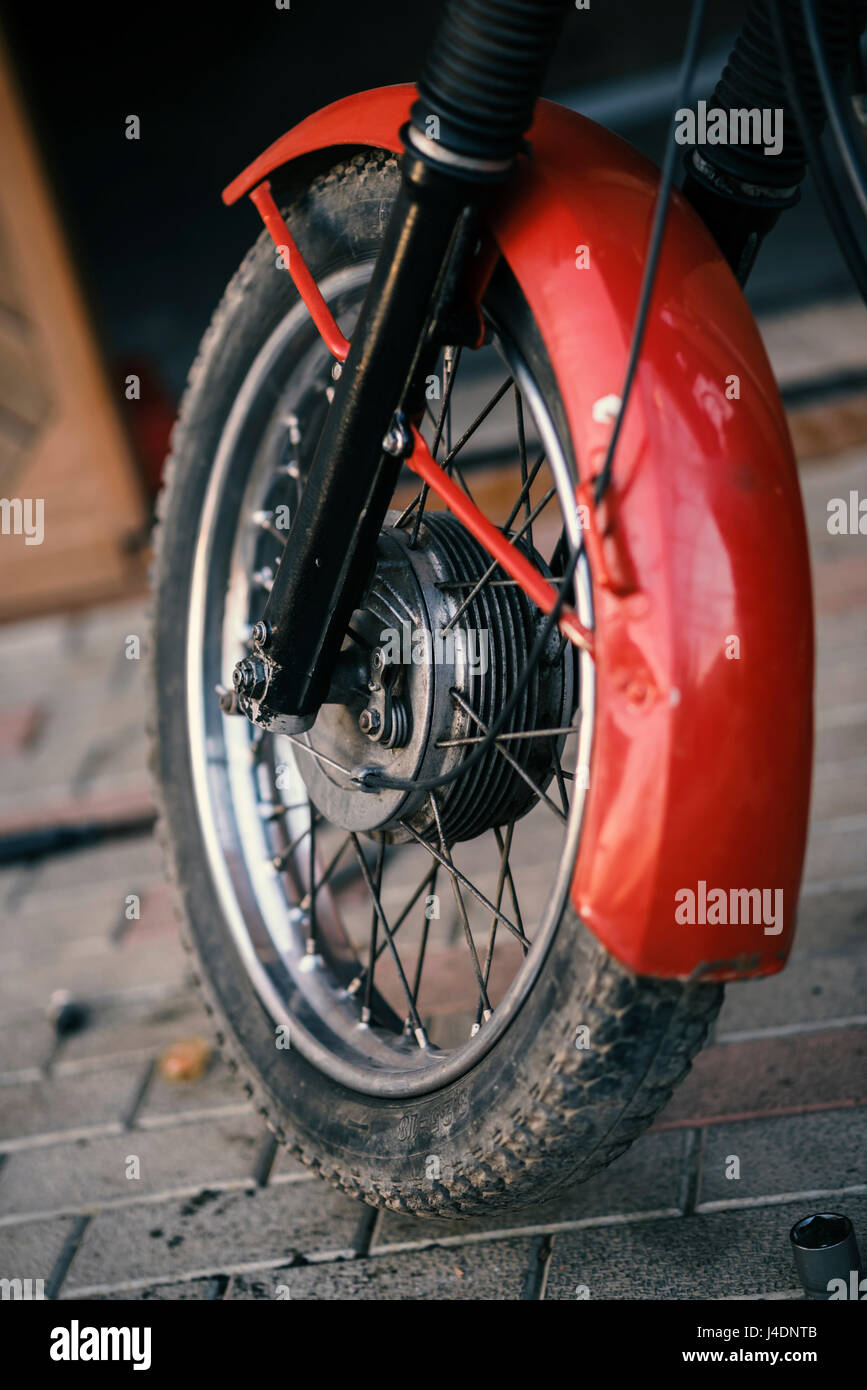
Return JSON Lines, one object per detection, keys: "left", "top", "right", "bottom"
{"left": 0, "top": 1214, "right": 80, "bottom": 1286}
{"left": 792, "top": 886, "right": 867, "bottom": 958}
{"left": 63, "top": 1183, "right": 365, "bottom": 1293}
{"left": 0, "top": 1062, "right": 146, "bottom": 1149}
{"left": 54, "top": 989, "right": 207, "bottom": 1067}
{"left": 81, "top": 1277, "right": 217, "bottom": 1301}
{"left": 803, "top": 821, "right": 867, "bottom": 884}
{"left": 698, "top": 1109, "right": 867, "bottom": 1208}
{"left": 544, "top": 1195, "right": 867, "bottom": 1300}
{"left": 1, "top": 686, "right": 149, "bottom": 807}
{"left": 19, "top": 836, "right": 163, "bottom": 902}
{"left": 4, "top": 882, "right": 166, "bottom": 957}
{"left": 717, "top": 951, "right": 867, "bottom": 1037}
{"left": 0, "top": 1113, "right": 267, "bottom": 1218}
{"left": 814, "top": 716, "right": 867, "bottom": 772}
{"left": 811, "top": 759, "right": 867, "bottom": 819}
{"left": 0, "top": 1014, "right": 56, "bottom": 1076}
{"left": 373, "top": 1128, "right": 687, "bottom": 1250}
{"left": 0, "top": 864, "right": 36, "bottom": 915}
{"left": 228, "top": 1237, "right": 536, "bottom": 1300}
{"left": 0, "top": 937, "right": 187, "bottom": 1023}
{"left": 137, "top": 1058, "right": 251, "bottom": 1125}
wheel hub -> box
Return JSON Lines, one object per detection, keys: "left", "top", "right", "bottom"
{"left": 292, "top": 510, "right": 575, "bottom": 842}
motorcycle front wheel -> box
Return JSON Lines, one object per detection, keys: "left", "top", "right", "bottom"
{"left": 152, "top": 151, "right": 721, "bottom": 1216}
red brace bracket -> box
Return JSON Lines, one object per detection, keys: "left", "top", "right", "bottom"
{"left": 250, "top": 181, "right": 350, "bottom": 361}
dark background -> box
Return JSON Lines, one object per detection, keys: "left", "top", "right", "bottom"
{"left": 0, "top": 0, "right": 856, "bottom": 402}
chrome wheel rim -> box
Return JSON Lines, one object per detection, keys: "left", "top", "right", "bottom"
{"left": 187, "top": 264, "right": 595, "bottom": 1097}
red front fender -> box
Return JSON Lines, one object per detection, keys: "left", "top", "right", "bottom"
{"left": 225, "top": 85, "right": 814, "bottom": 982}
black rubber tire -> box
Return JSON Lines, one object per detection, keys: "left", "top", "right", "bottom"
{"left": 151, "top": 151, "right": 722, "bottom": 1218}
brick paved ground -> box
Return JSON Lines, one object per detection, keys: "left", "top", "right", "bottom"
{"left": 1, "top": 299, "right": 865, "bottom": 1300}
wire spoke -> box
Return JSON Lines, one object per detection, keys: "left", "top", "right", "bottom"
{"left": 552, "top": 754, "right": 570, "bottom": 817}
{"left": 503, "top": 448, "right": 546, "bottom": 532}
{"left": 427, "top": 793, "right": 492, "bottom": 1021}
{"left": 494, "top": 823, "right": 529, "bottom": 958}
{"left": 349, "top": 833, "right": 429, "bottom": 1044}
{"left": 450, "top": 690, "right": 566, "bottom": 823}
{"left": 299, "top": 832, "right": 352, "bottom": 910}
{"left": 404, "top": 345, "right": 462, "bottom": 543}
{"left": 408, "top": 863, "right": 439, "bottom": 1028}
{"left": 306, "top": 801, "right": 318, "bottom": 952}
{"left": 436, "top": 723, "right": 578, "bottom": 749}
{"left": 475, "top": 822, "right": 515, "bottom": 1030}
{"left": 271, "top": 811, "right": 322, "bottom": 871}
{"left": 398, "top": 815, "right": 530, "bottom": 950}
{"left": 440, "top": 375, "right": 512, "bottom": 471}
{"left": 514, "top": 387, "right": 533, "bottom": 553}
{"left": 346, "top": 863, "right": 437, "bottom": 996}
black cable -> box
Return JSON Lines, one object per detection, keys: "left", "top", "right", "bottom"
{"left": 801, "top": 0, "right": 867, "bottom": 222}
{"left": 594, "top": 0, "right": 707, "bottom": 505}
{"left": 768, "top": 0, "right": 867, "bottom": 299}
{"left": 357, "top": 0, "right": 708, "bottom": 796}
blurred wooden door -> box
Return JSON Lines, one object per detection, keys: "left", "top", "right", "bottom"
{"left": 0, "top": 31, "right": 148, "bottom": 621}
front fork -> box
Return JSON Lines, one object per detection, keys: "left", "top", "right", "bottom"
{"left": 232, "top": 151, "right": 486, "bottom": 734}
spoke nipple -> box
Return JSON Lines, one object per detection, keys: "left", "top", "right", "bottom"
{"left": 414, "top": 1026, "right": 429, "bottom": 1050}
{"left": 360, "top": 1006, "right": 372, "bottom": 1025}
{"left": 470, "top": 1022, "right": 480, "bottom": 1037}
{"left": 482, "top": 1008, "right": 493, "bottom": 1022}
{"left": 346, "top": 976, "right": 361, "bottom": 996}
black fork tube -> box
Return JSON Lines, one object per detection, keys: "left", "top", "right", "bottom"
{"left": 234, "top": 0, "right": 572, "bottom": 733}
{"left": 238, "top": 158, "right": 474, "bottom": 733}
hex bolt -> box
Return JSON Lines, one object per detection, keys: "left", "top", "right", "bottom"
{"left": 359, "top": 708, "right": 382, "bottom": 736}
{"left": 233, "top": 657, "right": 268, "bottom": 695}
{"left": 331, "top": 361, "right": 343, "bottom": 380}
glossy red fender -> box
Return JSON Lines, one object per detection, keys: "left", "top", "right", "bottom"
{"left": 225, "top": 85, "right": 814, "bottom": 982}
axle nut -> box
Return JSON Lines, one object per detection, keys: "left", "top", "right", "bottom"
{"left": 233, "top": 657, "right": 269, "bottom": 697}
{"left": 359, "top": 707, "right": 382, "bottom": 736}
